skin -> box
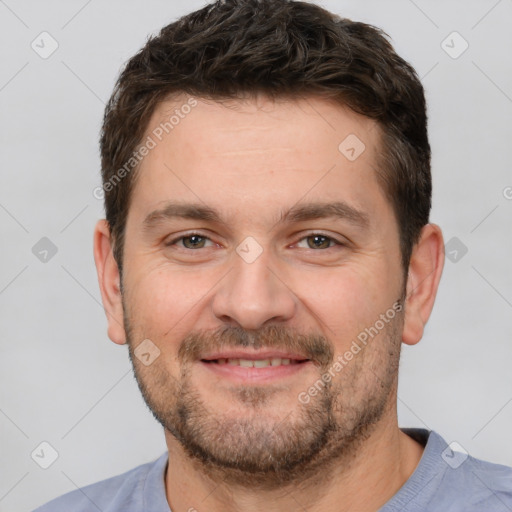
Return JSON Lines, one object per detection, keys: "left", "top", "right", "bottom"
{"left": 94, "top": 94, "right": 444, "bottom": 512}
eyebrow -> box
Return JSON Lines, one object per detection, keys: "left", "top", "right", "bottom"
{"left": 142, "top": 200, "right": 370, "bottom": 231}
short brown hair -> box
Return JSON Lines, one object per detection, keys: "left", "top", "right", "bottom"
{"left": 100, "top": 0, "right": 431, "bottom": 278}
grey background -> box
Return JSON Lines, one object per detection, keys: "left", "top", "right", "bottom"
{"left": 1, "top": 0, "right": 511, "bottom": 510}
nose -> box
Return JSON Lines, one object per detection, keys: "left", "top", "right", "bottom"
{"left": 211, "top": 245, "right": 297, "bottom": 330}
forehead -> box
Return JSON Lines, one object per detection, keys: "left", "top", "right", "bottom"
{"left": 127, "top": 94, "right": 391, "bottom": 230}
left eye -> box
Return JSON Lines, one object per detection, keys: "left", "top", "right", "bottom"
{"left": 295, "top": 234, "right": 340, "bottom": 250}
{"left": 167, "top": 233, "right": 340, "bottom": 250}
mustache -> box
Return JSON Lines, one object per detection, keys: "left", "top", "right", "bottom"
{"left": 177, "top": 324, "right": 334, "bottom": 368}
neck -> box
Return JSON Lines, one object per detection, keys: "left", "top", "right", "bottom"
{"left": 163, "top": 412, "right": 425, "bottom": 512}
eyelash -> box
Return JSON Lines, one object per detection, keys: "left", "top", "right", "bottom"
{"left": 165, "top": 232, "right": 345, "bottom": 251}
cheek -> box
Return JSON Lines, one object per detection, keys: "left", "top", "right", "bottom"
{"left": 126, "top": 266, "right": 218, "bottom": 336}
{"left": 290, "top": 263, "right": 394, "bottom": 343}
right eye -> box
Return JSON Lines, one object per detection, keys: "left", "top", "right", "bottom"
{"left": 165, "top": 232, "right": 216, "bottom": 250}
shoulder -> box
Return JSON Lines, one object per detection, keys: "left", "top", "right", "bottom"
{"left": 444, "top": 453, "right": 512, "bottom": 506}
{"left": 32, "top": 453, "right": 168, "bottom": 512}
{"left": 383, "top": 429, "right": 512, "bottom": 511}
{"left": 426, "top": 430, "right": 512, "bottom": 499}
{"left": 427, "top": 430, "right": 512, "bottom": 509}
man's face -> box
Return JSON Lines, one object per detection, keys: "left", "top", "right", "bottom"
{"left": 119, "top": 95, "right": 406, "bottom": 485}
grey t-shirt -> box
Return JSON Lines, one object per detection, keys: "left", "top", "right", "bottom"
{"left": 33, "top": 428, "right": 512, "bottom": 511}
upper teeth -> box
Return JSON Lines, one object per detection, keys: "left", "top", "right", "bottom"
{"left": 215, "top": 358, "right": 295, "bottom": 367}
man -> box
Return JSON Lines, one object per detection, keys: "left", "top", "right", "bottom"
{"left": 34, "top": 0, "right": 512, "bottom": 511}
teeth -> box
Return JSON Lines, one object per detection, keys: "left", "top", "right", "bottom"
{"left": 213, "top": 357, "right": 297, "bottom": 367}
{"left": 253, "top": 359, "right": 271, "bottom": 368}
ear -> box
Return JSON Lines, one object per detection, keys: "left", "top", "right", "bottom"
{"left": 402, "top": 223, "right": 444, "bottom": 346}
{"left": 93, "top": 219, "right": 126, "bottom": 345}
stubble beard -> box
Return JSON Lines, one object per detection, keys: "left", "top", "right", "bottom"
{"left": 124, "top": 298, "right": 403, "bottom": 489}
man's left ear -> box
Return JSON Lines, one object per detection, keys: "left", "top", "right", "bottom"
{"left": 402, "top": 223, "right": 445, "bottom": 346}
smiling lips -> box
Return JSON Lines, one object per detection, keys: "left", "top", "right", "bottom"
{"left": 201, "top": 350, "right": 310, "bottom": 368}
{"left": 204, "top": 357, "right": 306, "bottom": 368}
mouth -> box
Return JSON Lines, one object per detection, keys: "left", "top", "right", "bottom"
{"left": 199, "top": 350, "right": 313, "bottom": 383}
{"left": 201, "top": 357, "right": 309, "bottom": 367}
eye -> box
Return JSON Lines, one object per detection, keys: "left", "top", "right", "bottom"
{"left": 165, "top": 232, "right": 344, "bottom": 251}
{"left": 295, "top": 233, "right": 342, "bottom": 250}
{"left": 166, "top": 233, "right": 215, "bottom": 249}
